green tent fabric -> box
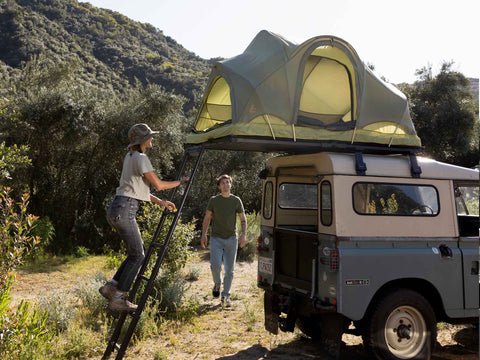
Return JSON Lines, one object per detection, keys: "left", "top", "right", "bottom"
{"left": 187, "top": 30, "right": 421, "bottom": 149}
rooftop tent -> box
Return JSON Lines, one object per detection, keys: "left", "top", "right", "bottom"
{"left": 187, "top": 30, "right": 421, "bottom": 152}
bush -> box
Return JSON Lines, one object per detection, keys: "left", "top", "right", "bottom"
{"left": 0, "top": 277, "right": 51, "bottom": 359}
{"left": 76, "top": 272, "right": 109, "bottom": 324}
{"left": 153, "top": 271, "right": 190, "bottom": 316}
{"left": 137, "top": 202, "right": 196, "bottom": 276}
{"left": 102, "top": 245, "right": 124, "bottom": 271}
{"left": 0, "top": 187, "right": 40, "bottom": 291}
{"left": 73, "top": 245, "right": 90, "bottom": 258}
{"left": 36, "top": 289, "right": 75, "bottom": 333}
{"left": 236, "top": 212, "right": 260, "bottom": 263}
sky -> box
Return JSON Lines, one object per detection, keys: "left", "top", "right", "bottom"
{"left": 85, "top": 0, "right": 478, "bottom": 84}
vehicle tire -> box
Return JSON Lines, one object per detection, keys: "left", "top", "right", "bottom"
{"left": 363, "top": 289, "right": 436, "bottom": 360}
{"left": 296, "top": 315, "right": 322, "bottom": 340}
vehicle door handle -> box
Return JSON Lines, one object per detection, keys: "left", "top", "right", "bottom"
{"left": 438, "top": 244, "right": 452, "bottom": 258}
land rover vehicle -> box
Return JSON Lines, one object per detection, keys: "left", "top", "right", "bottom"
{"left": 257, "top": 151, "right": 479, "bottom": 360}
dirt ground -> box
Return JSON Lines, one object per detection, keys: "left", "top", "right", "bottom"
{"left": 11, "top": 251, "right": 479, "bottom": 360}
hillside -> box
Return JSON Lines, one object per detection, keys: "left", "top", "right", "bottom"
{"left": 0, "top": 0, "right": 211, "bottom": 110}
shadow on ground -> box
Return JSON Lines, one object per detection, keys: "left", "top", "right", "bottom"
{"left": 216, "top": 329, "right": 479, "bottom": 360}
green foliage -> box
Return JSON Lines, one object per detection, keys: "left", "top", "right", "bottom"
{"left": 76, "top": 272, "right": 109, "bottom": 326}
{"left": 183, "top": 150, "right": 269, "bottom": 223}
{"left": 184, "top": 262, "right": 201, "bottom": 281}
{"left": 0, "top": 0, "right": 210, "bottom": 110}
{"left": 0, "top": 142, "right": 31, "bottom": 181}
{"left": 36, "top": 289, "right": 75, "bottom": 333}
{"left": 102, "top": 245, "right": 124, "bottom": 271}
{"left": 401, "top": 62, "right": 479, "bottom": 166}
{"left": 0, "top": 187, "right": 40, "bottom": 290}
{"left": 73, "top": 246, "right": 89, "bottom": 258}
{"left": 0, "top": 277, "right": 51, "bottom": 360}
{"left": 236, "top": 212, "right": 260, "bottom": 263}
{"left": 137, "top": 202, "right": 196, "bottom": 276}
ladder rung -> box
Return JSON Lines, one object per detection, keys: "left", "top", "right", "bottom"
{"left": 140, "top": 274, "right": 150, "bottom": 282}
{"left": 114, "top": 343, "right": 121, "bottom": 350}
{"left": 151, "top": 242, "right": 165, "bottom": 249}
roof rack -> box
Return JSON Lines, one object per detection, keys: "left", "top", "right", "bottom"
{"left": 187, "top": 135, "right": 422, "bottom": 156}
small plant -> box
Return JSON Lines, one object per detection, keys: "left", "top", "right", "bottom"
{"left": 77, "top": 272, "right": 109, "bottom": 324}
{"left": 184, "top": 263, "right": 201, "bottom": 281}
{"left": 74, "top": 246, "right": 90, "bottom": 258}
{"left": 0, "top": 278, "right": 51, "bottom": 359}
{"left": 242, "top": 301, "right": 257, "bottom": 331}
{"left": 153, "top": 349, "right": 169, "bottom": 360}
{"left": 36, "top": 289, "right": 75, "bottom": 333}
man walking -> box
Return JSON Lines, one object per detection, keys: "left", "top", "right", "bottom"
{"left": 201, "top": 174, "right": 246, "bottom": 307}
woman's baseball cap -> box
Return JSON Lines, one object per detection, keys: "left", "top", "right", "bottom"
{"left": 127, "top": 123, "right": 159, "bottom": 148}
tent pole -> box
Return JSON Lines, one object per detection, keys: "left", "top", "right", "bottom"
{"left": 291, "top": 124, "right": 296, "bottom": 141}
{"left": 350, "top": 127, "right": 357, "bottom": 144}
{"left": 388, "top": 124, "right": 400, "bottom": 147}
{"left": 264, "top": 114, "right": 276, "bottom": 140}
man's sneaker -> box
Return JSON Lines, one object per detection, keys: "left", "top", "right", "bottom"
{"left": 109, "top": 293, "right": 138, "bottom": 313}
{"left": 212, "top": 284, "right": 220, "bottom": 298}
{"left": 99, "top": 282, "right": 117, "bottom": 300}
{"left": 221, "top": 296, "right": 232, "bottom": 307}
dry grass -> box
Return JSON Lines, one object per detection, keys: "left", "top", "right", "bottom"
{"left": 10, "top": 251, "right": 479, "bottom": 360}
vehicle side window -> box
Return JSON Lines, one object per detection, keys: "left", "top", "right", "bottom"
{"left": 263, "top": 181, "right": 273, "bottom": 219}
{"left": 321, "top": 181, "right": 332, "bottom": 226}
{"left": 278, "top": 183, "right": 317, "bottom": 209}
{"left": 353, "top": 182, "right": 439, "bottom": 216}
{"left": 455, "top": 184, "right": 479, "bottom": 216}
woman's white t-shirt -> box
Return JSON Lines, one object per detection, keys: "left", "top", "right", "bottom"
{"left": 116, "top": 151, "right": 154, "bottom": 201}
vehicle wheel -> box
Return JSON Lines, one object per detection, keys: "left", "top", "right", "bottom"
{"left": 296, "top": 315, "right": 322, "bottom": 340}
{"left": 363, "top": 289, "right": 436, "bottom": 360}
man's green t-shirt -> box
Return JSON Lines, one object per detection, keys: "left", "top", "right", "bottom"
{"left": 207, "top": 194, "right": 244, "bottom": 239}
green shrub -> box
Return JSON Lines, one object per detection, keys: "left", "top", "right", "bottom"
{"left": 102, "top": 245, "right": 124, "bottom": 271}
{"left": 0, "top": 187, "right": 40, "bottom": 291}
{"left": 184, "top": 262, "right": 201, "bottom": 281}
{"left": 77, "top": 272, "right": 109, "bottom": 324}
{"left": 57, "top": 324, "right": 105, "bottom": 359}
{"left": 0, "top": 279, "right": 51, "bottom": 359}
{"left": 73, "top": 245, "right": 90, "bottom": 258}
{"left": 36, "top": 289, "right": 75, "bottom": 333}
{"left": 153, "top": 271, "right": 190, "bottom": 316}
{"left": 236, "top": 212, "right": 260, "bottom": 262}
{"left": 137, "top": 202, "right": 196, "bottom": 275}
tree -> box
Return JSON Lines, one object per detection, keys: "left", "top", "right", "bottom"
{"left": 400, "top": 62, "right": 478, "bottom": 166}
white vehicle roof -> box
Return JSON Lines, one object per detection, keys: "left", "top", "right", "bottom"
{"left": 267, "top": 152, "right": 479, "bottom": 181}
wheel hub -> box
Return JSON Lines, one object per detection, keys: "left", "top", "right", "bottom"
{"left": 384, "top": 305, "right": 427, "bottom": 359}
{"left": 396, "top": 323, "right": 411, "bottom": 339}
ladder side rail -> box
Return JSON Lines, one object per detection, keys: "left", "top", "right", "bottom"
{"left": 112, "top": 146, "right": 204, "bottom": 360}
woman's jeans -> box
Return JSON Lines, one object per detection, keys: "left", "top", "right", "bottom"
{"left": 106, "top": 196, "right": 145, "bottom": 292}
{"left": 210, "top": 236, "right": 238, "bottom": 298}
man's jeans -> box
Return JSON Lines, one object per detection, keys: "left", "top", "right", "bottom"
{"left": 107, "top": 196, "right": 145, "bottom": 292}
{"left": 210, "top": 236, "right": 238, "bottom": 298}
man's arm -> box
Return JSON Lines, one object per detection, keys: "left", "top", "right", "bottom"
{"left": 201, "top": 210, "right": 213, "bottom": 249}
{"left": 238, "top": 212, "right": 247, "bottom": 248}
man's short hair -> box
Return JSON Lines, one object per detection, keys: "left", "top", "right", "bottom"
{"left": 216, "top": 174, "right": 232, "bottom": 186}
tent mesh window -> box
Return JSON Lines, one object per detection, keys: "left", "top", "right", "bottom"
{"left": 195, "top": 76, "right": 232, "bottom": 132}
{"left": 298, "top": 56, "right": 353, "bottom": 129}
